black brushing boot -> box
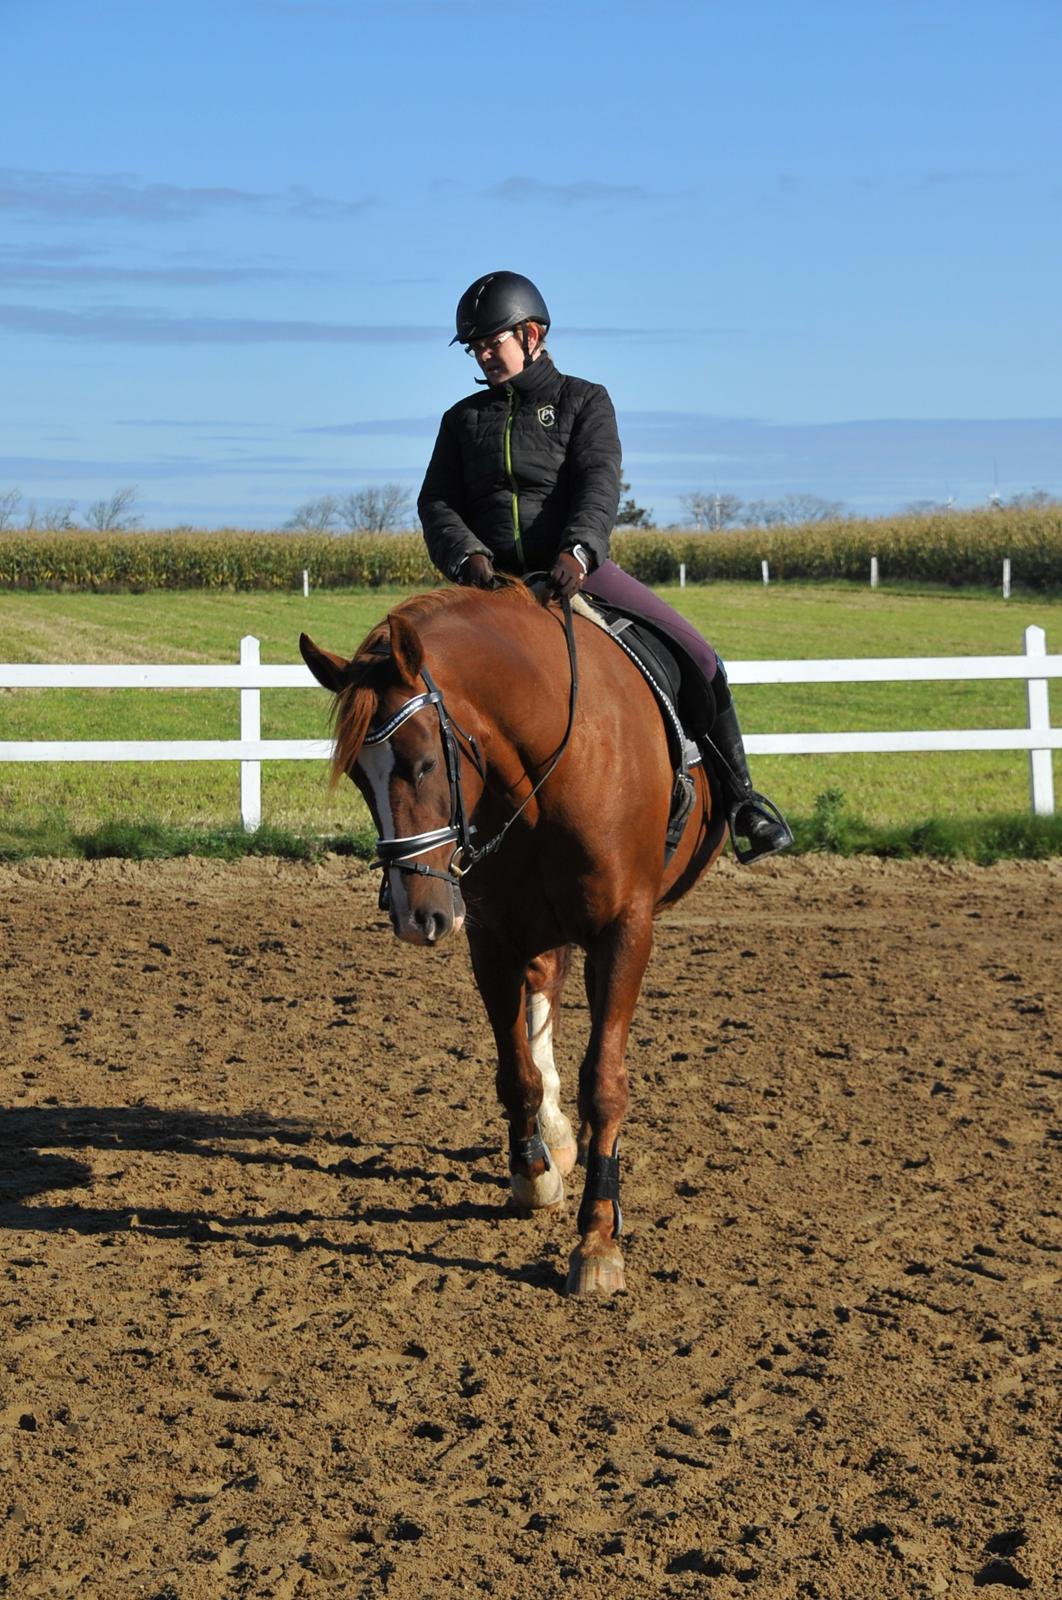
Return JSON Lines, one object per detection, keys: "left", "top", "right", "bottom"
{"left": 705, "top": 670, "right": 794, "bottom": 864}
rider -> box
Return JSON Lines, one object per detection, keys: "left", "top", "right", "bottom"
{"left": 418, "top": 271, "right": 792, "bottom": 863}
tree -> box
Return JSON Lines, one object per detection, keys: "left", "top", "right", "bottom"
{"left": 283, "top": 495, "right": 341, "bottom": 533}
{"left": 741, "top": 499, "right": 786, "bottom": 528}
{"left": 32, "top": 501, "right": 79, "bottom": 531}
{"left": 0, "top": 489, "right": 22, "bottom": 531}
{"left": 86, "top": 485, "right": 140, "bottom": 532}
{"left": 1005, "top": 488, "right": 1056, "bottom": 509}
{"left": 903, "top": 499, "right": 952, "bottom": 516}
{"left": 679, "top": 491, "right": 744, "bottom": 530}
{"left": 743, "top": 493, "right": 847, "bottom": 527}
{"left": 336, "top": 484, "right": 414, "bottom": 533}
{"left": 616, "top": 478, "right": 653, "bottom": 529}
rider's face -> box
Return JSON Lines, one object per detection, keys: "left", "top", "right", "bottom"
{"left": 469, "top": 323, "right": 540, "bottom": 384}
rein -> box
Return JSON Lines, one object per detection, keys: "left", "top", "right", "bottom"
{"left": 367, "top": 594, "right": 579, "bottom": 905}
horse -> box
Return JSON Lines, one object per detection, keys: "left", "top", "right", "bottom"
{"left": 300, "top": 581, "right": 727, "bottom": 1296}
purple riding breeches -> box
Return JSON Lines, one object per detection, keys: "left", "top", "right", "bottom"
{"left": 580, "top": 560, "right": 719, "bottom": 683}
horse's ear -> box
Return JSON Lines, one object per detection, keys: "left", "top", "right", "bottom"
{"left": 300, "top": 633, "right": 351, "bottom": 694}
{"left": 388, "top": 612, "right": 424, "bottom": 687}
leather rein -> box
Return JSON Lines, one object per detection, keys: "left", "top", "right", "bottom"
{"left": 367, "top": 594, "right": 579, "bottom": 907}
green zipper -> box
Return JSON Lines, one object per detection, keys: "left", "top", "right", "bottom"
{"left": 504, "top": 384, "right": 524, "bottom": 570}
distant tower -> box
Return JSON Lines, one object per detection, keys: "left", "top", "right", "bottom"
{"left": 989, "top": 457, "right": 1002, "bottom": 509}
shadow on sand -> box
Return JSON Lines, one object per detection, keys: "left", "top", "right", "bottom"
{"left": 0, "top": 1103, "right": 566, "bottom": 1293}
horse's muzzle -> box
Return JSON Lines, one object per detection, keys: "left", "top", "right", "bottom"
{"left": 390, "top": 881, "right": 465, "bottom": 946}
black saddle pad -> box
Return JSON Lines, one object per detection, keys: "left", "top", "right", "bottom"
{"left": 582, "top": 599, "right": 716, "bottom": 741}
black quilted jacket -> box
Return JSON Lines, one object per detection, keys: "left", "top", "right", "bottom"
{"left": 418, "top": 354, "right": 622, "bottom": 580}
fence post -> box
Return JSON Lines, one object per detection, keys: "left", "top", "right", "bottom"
{"left": 1025, "top": 625, "right": 1054, "bottom": 816}
{"left": 240, "top": 635, "right": 262, "bottom": 831}
{"left": 870, "top": 556, "right": 879, "bottom": 590}
{"left": 761, "top": 560, "right": 769, "bottom": 586}
{"left": 679, "top": 562, "right": 686, "bottom": 589}
{"left": 1002, "top": 558, "right": 1011, "bottom": 599}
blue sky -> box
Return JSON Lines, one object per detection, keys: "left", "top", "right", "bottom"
{"left": 2, "top": 0, "right": 1060, "bottom": 527}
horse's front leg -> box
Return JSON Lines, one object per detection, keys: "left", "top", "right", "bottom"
{"left": 567, "top": 907, "right": 654, "bottom": 1297}
{"left": 468, "top": 934, "right": 565, "bottom": 1215}
{"left": 525, "top": 948, "right": 578, "bottom": 1177}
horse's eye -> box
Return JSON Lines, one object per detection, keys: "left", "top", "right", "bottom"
{"left": 416, "top": 757, "right": 438, "bottom": 783}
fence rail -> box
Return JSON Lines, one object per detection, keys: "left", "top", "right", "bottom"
{"left": 1, "top": 627, "right": 1057, "bottom": 829}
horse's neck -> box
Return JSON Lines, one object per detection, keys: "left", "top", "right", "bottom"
{"left": 428, "top": 603, "right": 559, "bottom": 758}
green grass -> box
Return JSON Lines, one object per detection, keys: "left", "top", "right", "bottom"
{"left": 1, "top": 583, "right": 1059, "bottom": 859}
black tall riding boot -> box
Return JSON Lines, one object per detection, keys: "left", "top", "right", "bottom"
{"left": 705, "top": 673, "right": 793, "bottom": 864}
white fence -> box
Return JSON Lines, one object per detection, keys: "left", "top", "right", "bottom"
{"left": 1, "top": 626, "right": 1058, "bottom": 830}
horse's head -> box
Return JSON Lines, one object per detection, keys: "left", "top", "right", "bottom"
{"left": 301, "top": 612, "right": 472, "bottom": 948}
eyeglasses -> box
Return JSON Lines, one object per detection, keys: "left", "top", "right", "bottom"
{"left": 464, "top": 329, "right": 515, "bottom": 357}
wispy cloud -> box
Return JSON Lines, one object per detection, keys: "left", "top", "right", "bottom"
{"left": 113, "top": 418, "right": 278, "bottom": 429}
{"left": 255, "top": 0, "right": 516, "bottom": 13}
{"left": 0, "top": 303, "right": 441, "bottom": 344}
{"left": 301, "top": 418, "right": 439, "bottom": 437}
{"left": 0, "top": 451, "right": 359, "bottom": 483}
{"left": 917, "top": 170, "right": 982, "bottom": 188}
{"left": 0, "top": 303, "right": 671, "bottom": 345}
{"left": 0, "top": 245, "right": 319, "bottom": 289}
{"left": 484, "top": 176, "right": 650, "bottom": 207}
{"left": 615, "top": 412, "right": 1062, "bottom": 505}
{"left": 0, "top": 166, "right": 376, "bottom": 224}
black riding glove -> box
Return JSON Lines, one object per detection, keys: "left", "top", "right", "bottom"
{"left": 548, "top": 550, "right": 585, "bottom": 600}
{"left": 461, "top": 553, "right": 495, "bottom": 589}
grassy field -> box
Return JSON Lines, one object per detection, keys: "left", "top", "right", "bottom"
{"left": 1, "top": 582, "right": 1059, "bottom": 857}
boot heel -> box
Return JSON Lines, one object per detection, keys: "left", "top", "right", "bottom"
{"left": 729, "top": 793, "right": 794, "bottom": 864}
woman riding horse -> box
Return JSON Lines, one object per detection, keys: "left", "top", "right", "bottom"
{"left": 418, "top": 270, "right": 792, "bottom": 863}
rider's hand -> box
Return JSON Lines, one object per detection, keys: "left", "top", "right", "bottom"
{"left": 461, "top": 553, "right": 495, "bottom": 589}
{"left": 548, "top": 550, "right": 585, "bottom": 600}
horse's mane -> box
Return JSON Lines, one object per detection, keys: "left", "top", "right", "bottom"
{"left": 330, "top": 579, "right": 539, "bottom": 784}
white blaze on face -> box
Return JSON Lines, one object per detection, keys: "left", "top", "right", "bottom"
{"left": 357, "top": 742, "right": 411, "bottom": 924}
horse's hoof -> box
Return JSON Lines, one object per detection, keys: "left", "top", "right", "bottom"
{"left": 547, "top": 1140, "right": 579, "bottom": 1178}
{"left": 565, "top": 1241, "right": 626, "bottom": 1297}
{"left": 510, "top": 1164, "right": 565, "bottom": 1214}
{"left": 539, "top": 1114, "right": 577, "bottom": 1177}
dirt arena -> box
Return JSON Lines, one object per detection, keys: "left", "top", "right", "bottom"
{"left": 0, "top": 854, "right": 1058, "bottom": 1599}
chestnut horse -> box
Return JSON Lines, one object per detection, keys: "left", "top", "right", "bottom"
{"left": 300, "top": 583, "right": 726, "bottom": 1295}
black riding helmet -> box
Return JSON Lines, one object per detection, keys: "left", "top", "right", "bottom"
{"left": 451, "top": 271, "right": 551, "bottom": 347}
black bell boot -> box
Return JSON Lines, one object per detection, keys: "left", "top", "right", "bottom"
{"left": 704, "top": 672, "right": 794, "bottom": 864}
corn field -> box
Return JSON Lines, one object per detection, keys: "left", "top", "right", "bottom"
{"left": 0, "top": 507, "right": 1059, "bottom": 591}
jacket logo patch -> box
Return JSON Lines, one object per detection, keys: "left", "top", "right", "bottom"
{"left": 537, "top": 404, "right": 556, "bottom": 428}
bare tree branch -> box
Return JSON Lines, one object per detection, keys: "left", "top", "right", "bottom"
{"left": 743, "top": 494, "right": 847, "bottom": 527}
{"left": 336, "top": 484, "right": 414, "bottom": 533}
{"left": 283, "top": 495, "right": 340, "bottom": 533}
{"left": 679, "top": 491, "right": 744, "bottom": 530}
{"left": 0, "top": 489, "right": 22, "bottom": 531}
{"left": 85, "top": 485, "right": 140, "bottom": 531}
{"left": 39, "top": 502, "right": 79, "bottom": 531}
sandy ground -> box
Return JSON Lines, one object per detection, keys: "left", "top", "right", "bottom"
{"left": 0, "top": 853, "right": 1059, "bottom": 1599}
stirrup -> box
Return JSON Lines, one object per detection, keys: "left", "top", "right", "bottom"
{"left": 727, "top": 792, "right": 794, "bottom": 865}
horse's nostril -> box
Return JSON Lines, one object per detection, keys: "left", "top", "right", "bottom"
{"left": 415, "top": 907, "right": 449, "bottom": 943}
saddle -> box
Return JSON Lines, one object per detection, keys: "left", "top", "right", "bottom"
{"left": 573, "top": 595, "right": 718, "bottom": 863}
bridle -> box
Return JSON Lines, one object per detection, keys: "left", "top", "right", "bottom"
{"left": 366, "top": 594, "right": 578, "bottom": 910}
